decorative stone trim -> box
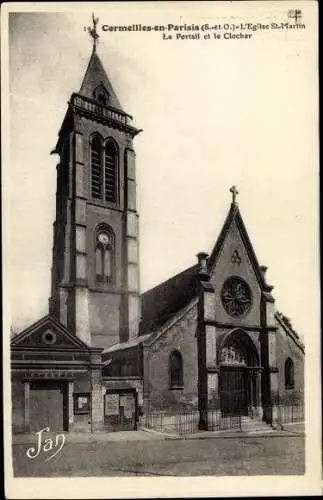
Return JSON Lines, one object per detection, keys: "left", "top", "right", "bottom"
{"left": 204, "top": 320, "right": 277, "bottom": 332}
{"left": 68, "top": 381, "right": 74, "bottom": 425}
{"left": 206, "top": 365, "right": 220, "bottom": 373}
{"left": 24, "top": 382, "right": 30, "bottom": 433}
{"left": 41, "top": 330, "right": 57, "bottom": 345}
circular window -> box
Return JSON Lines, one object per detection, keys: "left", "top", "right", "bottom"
{"left": 41, "top": 330, "right": 57, "bottom": 345}
{"left": 221, "top": 277, "right": 252, "bottom": 318}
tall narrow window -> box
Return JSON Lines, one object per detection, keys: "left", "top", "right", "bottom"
{"left": 169, "top": 350, "right": 183, "bottom": 389}
{"left": 104, "top": 140, "right": 118, "bottom": 203}
{"left": 95, "top": 229, "right": 114, "bottom": 284}
{"left": 285, "top": 358, "right": 295, "bottom": 390}
{"left": 91, "top": 135, "right": 102, "bottom": 199}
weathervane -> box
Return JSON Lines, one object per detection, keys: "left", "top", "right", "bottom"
{"left": 87, "top": 13, "right": 99, "bottom": 51}
{"left": 230, "top": 185, "right": 239, "bottom": 204}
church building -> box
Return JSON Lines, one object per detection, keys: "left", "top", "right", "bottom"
{"left": 11, "top": 30, "right": 304, "bottom": 434}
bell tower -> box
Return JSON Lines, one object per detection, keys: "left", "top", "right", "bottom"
{"left": 49, "top": 17, "right": 141, "bottom": 348}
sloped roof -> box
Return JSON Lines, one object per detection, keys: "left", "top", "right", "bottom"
{"left": 102, "top": 332, "right": 152, "bottom": 355}
{"left": 139, "top": 264, "right": 199, "bottom": 334}
{"left": 275, "top": 312, "right": 305, "bottom": 352}
{"left": 79, "top": 49, "right": 124, "bottom": 112}
{"left": 142, "top": 299, "right": 198, "bottom": 348}
{"left": 10, "top": 314, "right": 93, "bottom": 351}
{"left": 139, "top": 201, "right": 274, "bottom": 335}
{"left": 207, "top": 202, "right": 273, "bottom": 293}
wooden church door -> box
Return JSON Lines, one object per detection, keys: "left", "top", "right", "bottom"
{"left": 219, "top": 367, "right": 248, "bottom": 416}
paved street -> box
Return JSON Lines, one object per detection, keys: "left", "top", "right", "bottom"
{"left": 12, "top": 425, "right": 305, "bottom": 477}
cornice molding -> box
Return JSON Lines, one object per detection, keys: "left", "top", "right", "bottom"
{"left": 204, "top": 320, "right": 277, "bottom": 332}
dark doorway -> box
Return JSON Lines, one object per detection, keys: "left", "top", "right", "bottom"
{"left": 29, "top": 381, "right": 68, "bottom": 432}
{"left": 219, "top": 367, "right": 248, "bottom": 416}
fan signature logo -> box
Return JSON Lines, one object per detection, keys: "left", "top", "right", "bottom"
{"left": 26, "top": 427, "right": 66, "bottom": 462}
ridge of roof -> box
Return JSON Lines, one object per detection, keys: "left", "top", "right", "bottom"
{"left": 102, "top": 332, "right": 152, "bottom": 355}
{"left": 10, "top": 314, "right": 94, "bottom": 351}
{"left": 275, "top": 311, "right": 305, "bottom": 352}
{"left": 140, "top": 201, "right": 275, "bottom": 334}
{"left": 79, "top": 49, "right": 124, "bottom": 112}
{"left": 208, "top": 202, "right": 272, "bottom": 292}
{"left": 143, "top": 298, "right": 198, "bottom": 348}
{"left": 140, "top": 264, "right": 199, "bottom": 334}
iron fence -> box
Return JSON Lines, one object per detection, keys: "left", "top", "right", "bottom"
{"left": 140, "top": 403, "right": 304, "bottom": 435}
{"left": 276, "top": 403, "right": 304, "bottom": 424}
{"left": 140, "top": 409, "right": 242, "bottom": 435}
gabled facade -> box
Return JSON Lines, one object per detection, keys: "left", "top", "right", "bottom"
{"left": 11, "top": 41, "right": 304, "bottom": 434}
{"left": 11, "top": 315, "right": 103, "bottom": 433}
{"left": 121, "top": 197, "right": 305, "bottom": 428}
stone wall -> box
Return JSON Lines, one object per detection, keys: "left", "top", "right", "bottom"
{"left": 143, "top": 303, "right": 198, "bottom": 411}
{"left": 275, "top": 321, "right": 305, "bottom": 402}
{"left": 11, "top": 375, "right": 25, "bottom": 434}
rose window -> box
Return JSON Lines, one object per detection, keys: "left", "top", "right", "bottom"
{"left": 221, "top": 277, "right": 252, "bottom": 317}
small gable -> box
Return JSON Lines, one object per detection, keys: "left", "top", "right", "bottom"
{"left": 79, "top": 51, "right": 124, "bottom": 111}
{"left": 11, "top": 315, "right": 90, "bottom": 351}
{"left": 92, "top": 84, "right": 110, "bottom": 105}
{"left": 207, "top": 200, "right": 274, "bottom": 325}
{"left": 208, "top": 202, "right": 271, "bottom": 292}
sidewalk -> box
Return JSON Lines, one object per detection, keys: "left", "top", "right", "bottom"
{"left": 143, "top": 423, "right": 305, "bottom": 441}
{"left": 11, "top": 422, "right": 304, "bottom": 445}
{"left": 11, "top": 430, "right": 164, "bottom": 445}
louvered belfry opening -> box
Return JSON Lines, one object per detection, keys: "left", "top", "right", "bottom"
{"left": 104, "top": 140, "right": 118, "bottom": 203}
{"left": 90, "top": 136, "right": 118, "bottom": 203}
{"left": 91, "top": 135, "right": 102, "bottom": 199}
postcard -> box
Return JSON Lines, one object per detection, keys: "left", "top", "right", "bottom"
{"left": 2, "top": 1, "right": 320, "bottom": 498}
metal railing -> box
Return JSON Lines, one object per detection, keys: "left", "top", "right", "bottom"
{"left": 276, "top": 404, "right": 304, "bottom": 424}
{"left": 140, "top": 403, "right": 304, "bottom": 435}
{"left": 140, "top": 409, "right": 242, "bottom": 435}
{"left": 71, "top": 94, "right": 131, "bottom": 127}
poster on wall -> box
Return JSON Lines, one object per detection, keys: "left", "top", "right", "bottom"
{"left": 105, "top": 393, "right": 119, "bottom": 416}
{"left": 120, "top": 394, "right": 135, "bottom": 419}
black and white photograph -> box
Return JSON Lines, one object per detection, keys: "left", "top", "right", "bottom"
{"left": 2, "top": 2, "right": 320, "bottom": 498}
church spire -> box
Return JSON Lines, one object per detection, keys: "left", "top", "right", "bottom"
{"left": 79, "top": 23, "right": 124, "bottom": 112}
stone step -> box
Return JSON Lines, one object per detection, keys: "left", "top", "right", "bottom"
{"left": 242, "top": 425, "right": 271, "bottom": 432}
{"left": 240, "top": 417, "right": 272, "bottom": 433}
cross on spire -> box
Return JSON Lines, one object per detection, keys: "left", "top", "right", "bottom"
{"left": 87, "top": 13, "right": 99, "bottom": 51}
{"left": 230, "top": 185, "right": 239, "bottom": 204}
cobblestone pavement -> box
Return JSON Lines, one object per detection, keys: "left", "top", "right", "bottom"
{"left": 12, "top": 429, "right": 305, "bottom": 477}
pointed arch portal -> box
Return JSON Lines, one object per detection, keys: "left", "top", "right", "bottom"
{"left": 218, "top": 330, "right": 261, "bottom": 416}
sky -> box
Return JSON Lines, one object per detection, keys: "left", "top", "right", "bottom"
{"left": 5, "top": 4, "right": 319, "bottom": 339}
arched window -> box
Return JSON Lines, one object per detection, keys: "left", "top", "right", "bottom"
{"left": 90, "top": 135, "right": 118, "bottom": 203}
{"left": 93, "top": 85, "right": 109, "bottom": 106}
{"left": 285, "top": 358, "right": 295, "bottom": 390}
{"left": 95, "top": 227, "right": 114, "bottom": 284}
{"left": 104, "top": 140, "right": 118, "bottom": 203}
{"left": 91, "top": 135, "right": 102, "bottom": 200}
{"left": 169, "top": 351, "right": 183, "bottom": 389}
